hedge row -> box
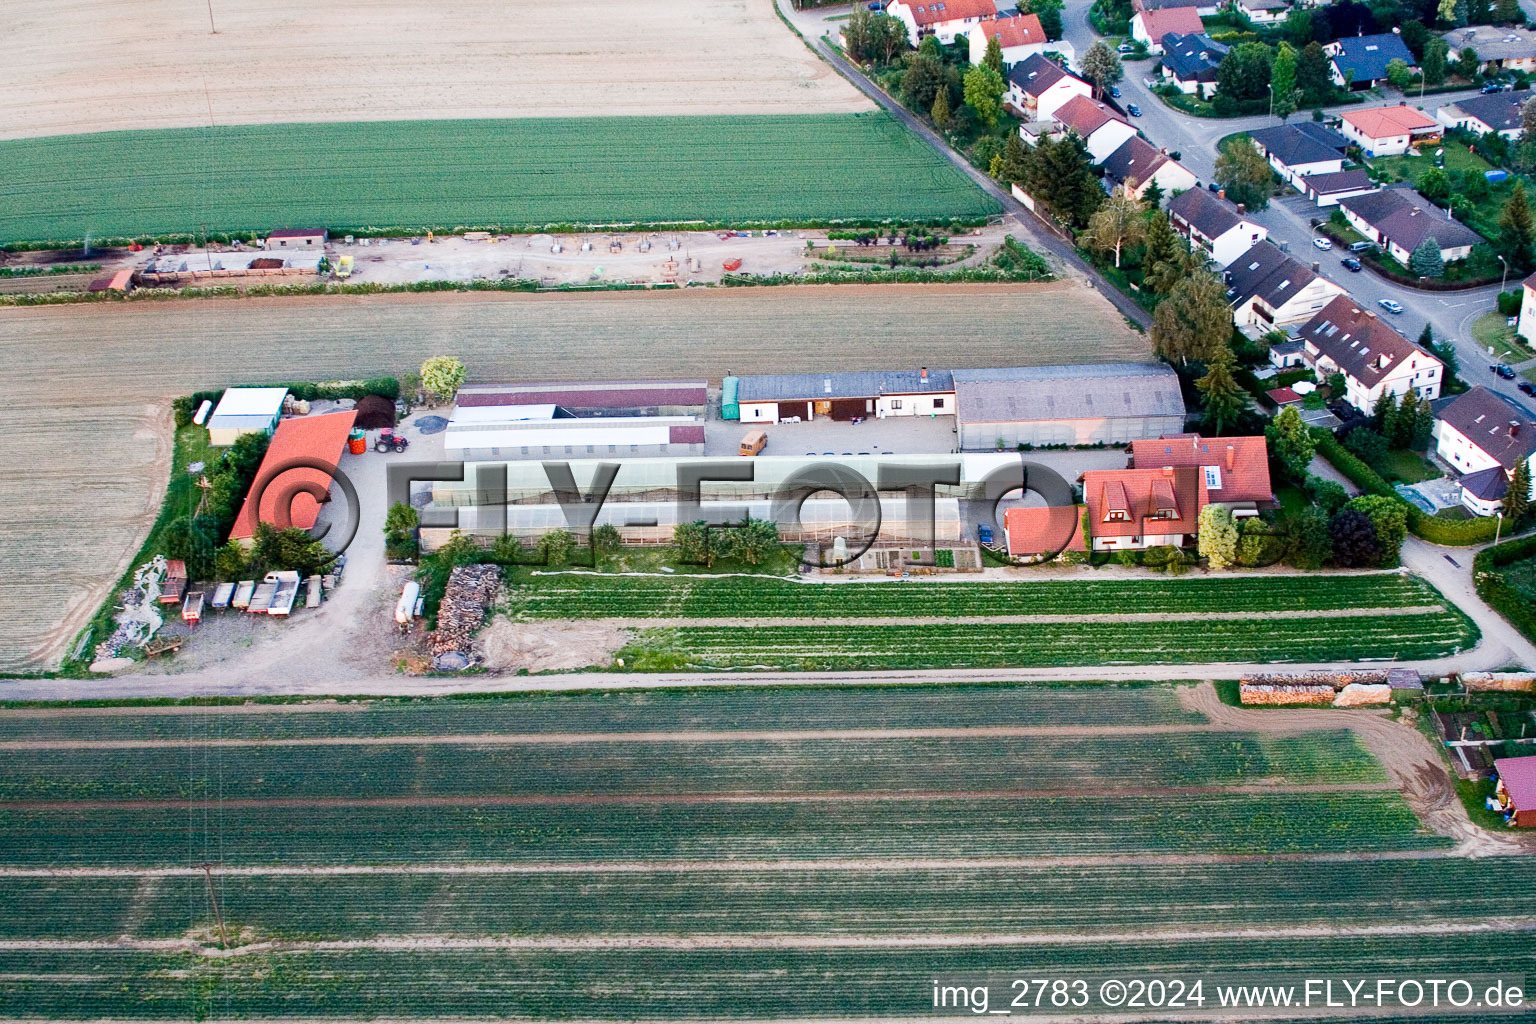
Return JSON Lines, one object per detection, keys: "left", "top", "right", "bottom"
{"left": 1311, "top": 429, "right": 1501, "bottom": 545}
{"left": 173, "top": 378, "right": 400, "bottom": 427}
{"left": 1474, "top": 534, "right": 1536, "bottom": 642}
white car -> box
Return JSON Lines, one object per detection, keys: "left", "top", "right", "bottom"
{"left": 1378, "top": 298, "right": 1404, "bottom": 315}
{"left": 1312, "top": 237, "right": 1332, "bottom": 251}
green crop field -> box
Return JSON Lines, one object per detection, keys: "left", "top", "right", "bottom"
{"left": 0, "top": 115, "right": 998, "bottom": 245}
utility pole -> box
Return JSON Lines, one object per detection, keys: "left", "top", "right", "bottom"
{"left": 207, "top": 0, "right": 217, "bottom": 33}
{"left": 201, "top": 863, "right": 229, "bottom": 949}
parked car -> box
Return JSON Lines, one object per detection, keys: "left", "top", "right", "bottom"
{"left": 1519, "top": 380, "right": 1536, "bottom": 396}
{"left": 1117, "top": 43, "right": 1135, "bottom": 53}
{"left": 1313, "top": 237, "right": 1333, "bottom": 250}
{"left": 1481, "top": 81, "right": 1510, "bottom": 93}
{"left": 1341, "top": 257, "right": 1362, "bottom": 272}
{"left": 1110, "top": 85, "right": 1121, "bottom": 97}
{"left": 1126, "top": 104, "right": 1141, "bottom": 116}
{"left": 1492, "top": 363, "right": 1517, "bottom": 379}
{"left": 1349, "top": 240, "right": 1378, "bottom": 253}
{"left": 1378, "top": 298, "right": 1404, "bottom": 314}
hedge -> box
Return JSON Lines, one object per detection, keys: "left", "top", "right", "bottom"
{"left": 173, "top": 378, "right": 400, "bottom": 428}
{"left": 1311, "top": 428, "right": 1501, "bottom": 545}
{"left": 1474, "top": 533, "right": 1536, "bottom": 642}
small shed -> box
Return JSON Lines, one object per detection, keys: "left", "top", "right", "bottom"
{"left": 207, "top": 387, "right": 289, "bottom": 446}
{"left": 1388, "top": 668, "right": 1424, "bottom": 698}
{"left": 722, "top": 376, "right": 740, "bottom": 420}
{"left": 1493, "top": 755, "right": 1536, "bottom": 827}
{"left": 265, "top": 228, "right": 328, "bottom": 249}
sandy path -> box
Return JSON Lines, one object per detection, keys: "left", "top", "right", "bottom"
{"left": 1, "top": 783, "right": 1397, "bottom": 814}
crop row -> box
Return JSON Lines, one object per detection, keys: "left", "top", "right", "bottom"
{"left": 4, "top": 857, "right": 1531, "bottom": 942}
{"left": 0, "top": 934, "right": 1528, "bottom": 1018}
{"left": 0, "top": 793, "right": 1446, "bottom": 867}
{"left": 0, "top": 115, "right": 996, "bottom": 245}
{"left": 627, "top": 612, "right": 1478, "bottom": 669}
{"left": 0, "top": 730, "right": 1385, "bottom": 803}
{"left": 506, "top": 572, "right": 1441, "bottom": 620}
{"left": 0, "top": 682, "right": 1206, "bottom": 742}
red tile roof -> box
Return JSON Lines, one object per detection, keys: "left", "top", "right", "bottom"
{"left": 230, "top": 411, "right": 357, "bottom": 541}
{"left": 1131, "top": 433, "right": 1273, "bottom": 505}
{"left": 1052, "top": 94, "right": 1125, "bottom": 137}
{"left": 1082, "top": 466, "right": 1208, "bottom": 540}
{"left": 1267, "top": 386, "right": 1302, "bottom": 405}
{"left": 1340, "top": 104, "right": 1439, "bottom": 140}
{"left": 1496, "top": 754, "right": 1536, "bottom": 812}
{"left": 978, "top": 13, "right": 1046, "bottom": 46}
{"left": 1003, "top": 505, "right": 1086, "bottom": 557}
{"left": 1136, "top": 6, "right": 1205, "bottom": 42}
{"left": 900, "top": 0, "right": 996, "bottom": 26}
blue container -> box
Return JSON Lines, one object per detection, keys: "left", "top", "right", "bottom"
{"left": 1487, "top": 169, "right": 1510, "bottom": 183}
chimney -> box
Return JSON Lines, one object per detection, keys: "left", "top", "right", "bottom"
{"left": 920, "top": 366, "right": 928, "bottom": 380}
{"left": 1218, "top": 189, "right": 1227, "bottom": 200}
{"left": 1237, "top": 202, "right": 1247, "bottom": 214}
{"left": 1512, "top": 420, "right": 1522, "bottom": 438}
{"left": 1226, "top": 445, "right": 1235, "bottom": 471}
{"left": 1162, "top": 465, "right": 1173, "bottom": 477}
{"left": 1313, "top": 261, "right": 1321, "bottom": 272}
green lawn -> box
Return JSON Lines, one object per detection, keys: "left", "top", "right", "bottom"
{"left": 1375, "top": 448, "right": 1442, "bottom": 484}
{"left": 1504, "top": 555, "right": 1536, "bottom": 602}
{"left": 1368, "top": 142, "right": 1508, "bottom": 243}
{"left": 0, "top": 115, "right": 999, "bottom": 246}
{"left": 1472, "top": 310, "right": 1536, "bottom": 362}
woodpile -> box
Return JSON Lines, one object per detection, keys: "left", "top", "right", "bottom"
{"left": 429, "top": 564, "right": 501, "bottom": 670}
{"left": 1460, "top": 672, "right": 1536, "bottom": 692}
{"left": 1240, "top": 684, "right": 1334, "bottom": 706}
{"left": 1240, "top": 670, "right": 1389, "bottom": 690}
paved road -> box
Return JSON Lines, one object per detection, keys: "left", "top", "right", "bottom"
{"left": 776, "top": 0, "right": 1152, "bottom": 329}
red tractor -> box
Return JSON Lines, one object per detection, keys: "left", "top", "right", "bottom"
{"left": 374, "top": 431, "right": 410, "bottom": 453}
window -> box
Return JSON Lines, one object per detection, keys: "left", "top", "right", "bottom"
{"left": 1203, "top": 466, "right": 1222, "bottom": 489}
{"left": 891, "top": 399, "right": 903, "bottom": 410}
{"left": 1106, "top": 510, "right": 1129, "bottom": 522}
{"left": 934, "top": 397, "right": 945, "bottom": 409}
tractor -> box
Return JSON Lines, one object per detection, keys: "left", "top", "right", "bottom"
{"left": 374, "top": 430, "right": 410, "bottom": 453}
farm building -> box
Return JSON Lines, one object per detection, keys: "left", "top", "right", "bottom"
{"left": 206, "top": 387, "right": 288, "bottom": 446}
{"left": 445, "top": 381, "right": 708, "bottom": 460}
{"left": 952, "top": 363, "right": 1186, "bottom": 449}
{"left": 735, "top": 369, "right": 954, "bottom": 424}
{"left": 138, "top": 250, "right": 323, "bottom": 285}
{"left": 1493, "top": 755, "right": 1536, "bottom": 826}
{"left": 229, "top": 410, "right": 357, "bottom": 545}
{"left": 264, "top": 228, "right": 328, "bottom": 249}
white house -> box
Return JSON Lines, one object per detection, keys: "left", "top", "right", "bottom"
{"left": 1130, "top": 6, "right": 1205, "bottom": 53}
{"left": 1436, "top": 92, "right": 1526, "bottom": 141}
{"left": 1518, "top": 270, "right": 1536, "bottom": 342}
{"left": 1050, "top": 93, "right": 1137, "bottom": 162}
{"left": 887, "top": 0, "right": 997, "bottom": 45}
{"left": 1226, "top": 240, "right": 1348, "bottom": 328}
{"left": 1338, "top": 186, "right": 1482, "bottom": 265}
{"left": 1297, "top": 296, "right": 1443, "bottom": 413}
{"left": 1338, "top": 104, "right": 1441, "bottom": 158}
{"left": 1326, "top": 34, "right": 1417, "bottom": 90}
{"left": 969, "top": 13, "right": 1064, "bottom": 68}
{"left": 1300, "top": 168, "right": 1378, "bottom": 207}
{"left": 1005, "top": 54, "right": 1091, "bottom": 121}
{"left": 1235, "top": 0, "right": 1288, "bottom": 23}
{"left": 1433, "top": 386, "right": 1536, "bottom": 515}
{"left": 1101, "top": 136, "right": 1199, "bottom": 202}
{"left": 1168, "top": 187, "right": 1269, "bottom": 267}
{"left": 1159, "top": 32, "right": 1227, "bottom": 94}
{"left": 736, "top": 369, "right": 955, "bottom": 424}
{"left": 1445, "top": 25, "right": 1536, "bottom": 75}
{"left": 1245, "top": 124, "right": 1346, "bottom": 190}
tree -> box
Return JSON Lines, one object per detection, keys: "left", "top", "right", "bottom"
{"left": 1217, "top": 42, "right": 1275, "bottom": 102}
{"left": 1418, "top": 167, "right": 1451, "bottom": 205}
{"left": 674, "top": 521, "right": 712, "bottom": 565}
{"left": 1394, "top": 388, "right": 1421, "bottom": 448}
{"left": 1152, "top": 267, "right": 1232, "bottom": 363}
{"left": 1495, "top": 0, "right": 1522, "bottom": 21}
{"left": 384, "top": 501, "right": 420, "bottom": 558}
{"left": 1141, "top": 177, "right": 1165, "bottom": 208}
{"left": 1198, "top": 504, "right": 1239, "bottom": 569}
{"left": 1400, "top": 19, "right": 1430, "bottom": 59}
{"left": 1195, "top": 346, "right": 1250, "bottom": 434}
{"left": 1409, "top": 236, "right": 1446, "bottom": 278}
{"left": 1215, "top": 138, "right": 1275, "bottom": 211}
{"left": 1505, "top": 459, "right": 1533, "bottom": 524}
{"left": 931, "top": 87, "right": 952, "bottom": 130}
{"left": 843, "top": 8, "right": 874, "bottom": 62}
{"left": 1296, "top": 41, "right": 1334, "bottom": 103}
{"left": 983, "top": 34, "right": 1005, "bottom": 75}
{"left": 591, "top": 523, "right": 622, "bottom": 555}
{"left": 1386, "top": 58, "right": 1413, "bottom": 92}
{"left": 1456, "top": 45, "right": 1481, "bottom": 80}
{"left": 1084, "top": 185, "right": 1146, "bottom": 268}
{"left": 536, "top": 528, "right": 575, "bottom": 565}
{"left": 1265, "top": 406, "right": 1317, "bottom": 480}
{"left": 1498, "top": 180, "right": 1536, "bottom": 271}
{"left": 963, "top": 63, "right": 1005, "bottom": 127}
{"left": 1271, "top": 42, "right": 1299, "bottom": 121}
{"left": 1372, "top": 388, "right": 1397, "bottom": 434}
{"left": 997, "top": 130, "right": 1028, "bottom": 184}
{"left": 1344, "top": 495, "right": 1408, "bottom": 567}
{"left": 1422, "top": 36, "right": 1449, "bottom": 85}
{"left": 1283, "top": 7, "right": 1314, "bottom": 46}
{"left": 1329, "top": 508, "right": 1381, "bottom": 567}
{"left": 871, "top": 14, "right": 908, "bottom": 64}
{"left": 250, "top": 522, "right": 337, "bottom": 577}
{"left": 1411, "top": 397, "right": 1435, "bottom": 449}
{"left": 1421, "top": 321, "right": 1461, "bottom": 382}
{"left": 420, "top": 356, "right": 466, "bottom": 403}
{"left": 715, "top": 517, "right": 781, "bottom": 566}
{"left": 900, "top": 50, "right": 947, "bottom": 108}
{"left": 1080, "top": 40, "right": 1123, "bottom": 99}
{"left": 1022, "top": 0, "right": 1065, "bottom": 38}
{"left": 1307, "top": 476, "right": 1350, "bottom": 516}
{"left": 1020, "top": 133, "right": 1104, "bottom": 228}
{"left": 1285, "top": 507, "right": 1334, "bottom": 569}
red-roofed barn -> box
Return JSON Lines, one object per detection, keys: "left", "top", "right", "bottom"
{"left": 230, "top": 410, "right": 357, "bottom": 545}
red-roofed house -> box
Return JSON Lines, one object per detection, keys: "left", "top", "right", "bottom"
{"left": 1130, "top": 7, "right": 1205, "bottom": 53}
{"left": 1079, "top": 465, "right": 1209, "bottom": 551}
{"left": 1049, "top": 94, "right": 1138, "bottom": 161}
{"left": 1339, "top": 105, "right": 1441, "bottom": 157}
{"left": 230, "top": 410, "right": 357, "bottom": 545}
{"left": 1130, "top": 434, "right": 1274, "bottom": 516}
{"left": 1003, "top": 504, "right": 1087, "bottom": 561}
{"left": 887, "top": 0, "right": 996, "bottom": 45}
{"left": 1493, "top": 754, "right": 1536, "bottom": 826}
{"left": 969, "top": 14, "right": 1056, "bottom": 68}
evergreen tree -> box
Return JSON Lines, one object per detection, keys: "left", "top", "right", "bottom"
{"left": 1372, "top": 389, "right": 1398, "bottom": 436}
{"left": 1264, "top": 406, "right": 1316, "bottom": 480}
{"left": 1195, "top": 346, "right": 1250, "bottom": 435}
{"left": 1143, "top": 210, "right": 1181, "bottom": 272}
{"left": 1296, "top": 41, "right": 1333, "bottom": 104}
{"left": 1022, "top": 133, "right": 1104, "bottom": 228}
{"left": 931, "top": 87, "right": 952, "bottom": 130}
{"left": 1505, "top": 459, "right": 1533, "bottom": 525}
{"left": 1411, "top": 398, "right": 1435, "bottom": 449}
{"left": 1329, "top": 509, "right": 1381, "bottom": 568}
{"left": 1409, "top": 236, "right": 1445, "bottom": 277}
{"left": 1422, "top": 37, "right": 1449, "bottom": 85}
{"left": 984, "top": 34, "right": 1005, "bottom": 75}
{"left": 1395, "top": 388, "right": 1421, "bottom": 449}
{"left": 1344, "top": 495, "right": 1408, "bottom": 567}
{"left": 997, "top": 129, "right": 1027, "bottom": 183}
{"left": 1151, "top": 266, "right": 1232, "bottom": 364}
{"left": 1141, "top": 177, "right": 1165, "bottom": 208}
{"left": 1495, "top": 0, "right": 1521, "bottom": 21}
{"left": 1498, "top": 180, "right": 1536, "bottom": 271}
{"left": 1421, "top": 321, "right": 1461, "bottom": 381}
{"left": 1285, "top": 507, "right": 1334, "bottom": 569}
{"left": 1271, "top": 42, "right": 1299, "bottom": 121}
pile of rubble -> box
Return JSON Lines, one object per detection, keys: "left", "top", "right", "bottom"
{"left": 91, "top": 556, "right": 169, "bottom": 666}
{"left": 429, "top": 564, "right": 501, "bottom": 671}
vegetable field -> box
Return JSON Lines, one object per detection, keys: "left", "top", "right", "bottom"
{"left": 0, "top": 685, "right": 1500, "bottom": 1019}
{"left": 0, "top": 115, "right": 998, "bottom": 246}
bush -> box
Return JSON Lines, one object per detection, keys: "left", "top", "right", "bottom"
{"left": 1475, "top": 534, "right": 1536, "bottom": 642}
{"left": 1498, "top": 290, "right": 1523, "bottom": 316}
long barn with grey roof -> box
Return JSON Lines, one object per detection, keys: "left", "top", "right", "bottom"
{"left": 736, "top": 368, "right": 955, "bottom": 423}
{"left": 952, "top": 363, "right": 1186, "bottom": 449}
